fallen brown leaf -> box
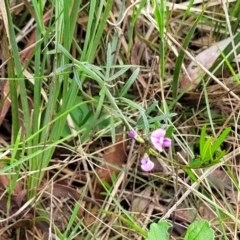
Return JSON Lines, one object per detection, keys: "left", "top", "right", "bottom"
{"left": 207, "top": 168, "right": 233, "bottom": 193}
{"left": 180, "top": 36, "right": 239, "bottom": 92}
{"left": 131, "top": 186, "right": 152, "bottom": 213}
{"left": 131, "top": 36, "right": 143, "bottom": 65}
{"left": 95, "top": 135, "right": 127, "bottom": 201}
{"left": 14, "top": 189, "right": 27, "bottom": 208}
{"left": 0, "top": 163, "right": 22, "bottom": 195}
{"left": 198, "top": 202, "right": 217, "bottom": 222}
{"left": 207, "top": 168, "right": 239, "bottom": 203}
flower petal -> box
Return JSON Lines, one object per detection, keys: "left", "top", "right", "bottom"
{"left": 141, "top": 157, "right": 148, "bottom": 165}
{"left": 151, "top": 139, "right": 163, "bottom": 152}
{"left": 163, "top": 138, "right": 172, "bottom": 147}
{"left": 151, "top": 129, "right": 166, "bottom": 138}
{"left": 129, "top": 130, "right": 137, "bottom": 139}
{"left": 141, "top": 158, "right": 154, "bottom": 172}
{"left": 150, "top": 129, "right": 166, "bottom": 152}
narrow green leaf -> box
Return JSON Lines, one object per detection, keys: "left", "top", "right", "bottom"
{"left": 136, "top": 101, "right": 158, "bottom": 126}
{"left": 8, "top": 127, "right": 22, "bottom": 210}
{"left": 119, "top": 97, "right": 149, "bottom": 135}
{"left": 153, "top": 0, "right": 167, "bottom": 82}
{"left": 69, "top": 0, "right": 82, "bottom": 39}
{"left": 107, "top": 66, "right": 131, "bottom": 82}
{"left": 172, "top": 10, "right": 204, "bottom": 98}
{"left": 199, "top": 125, "right": 207, "bottom": 156}
{"left": 6, "top": 1, "right": 31, "bottom": 139}
{"left": 81, "top": 0, "right": 97, "bottom": 59}
{"left": 201, "top": 127, "right": 231, "bottom": 162}
{"left": 89, "top": 0, "right": 114, "bottom": 63}
{"left": 128, "top": 0, "right": 146, "bottom": 52}
{"left": 165, "top": 126, "right": 173, "bottom": 138}
{"left": 54, "top": 42, "right": 74, "bottom": 61}
{"left": 137, "top": 113, "right": 177, "bottom": 128}
{"left": 211, "top": 127, "right": 231, "bottom": 154}
{"left": 82, "top": 89, "right": 106, "bottom": 141}
{"left": 106, "top": 43, "right": 112, "bottom": 80}
{"left": 201, "top": 137, "right": 213, "bottom": 161}
{"left": 6, "top": 33, "right": 19, "bottom": 143}
{"left": 55, "top": 64, "right": 73, "bottom": 74}
{"left": 209, "top": 33, "right": 240, "bottom": 77}
{"left": 187, "top": 158, "right": 203, "bottom": 170}
{"left": 110, "top": 116, "right": 116, "bottom": 143}
{"left": 149, "top": 114, "right": 177, "bottom": 124}
{"left": 119, "top": 67, "right": 139, "bottom": 97}
{"left": 145, "top": 101, "right": 159, "bottom": 115}
{"left": 31, "top": 0, "right": 44, "bottom": 32}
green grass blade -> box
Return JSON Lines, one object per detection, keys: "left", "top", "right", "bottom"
{"left": 211, "top": 127, "right": 231, "bottom": 154}
{"left": 107, "top": 66, "right": 131, "bottom": 82}
{"left": 152, "top": 0, "right": 167, "bottom": 81}
{"left": 172, "top": 10, "right": 204, "bottom": 98}
{"left": 200, "top": 125, "right": 207, "bottom": 156}
{"left": 119, "top": 67, "right": 139, "bottom": 97}
{"left": 119, "top": 97, "right": 149, "bottom": 135}
{"left": 106, "top": 43, "right": 112, "bottom": 80}
{"left": 209, "top": 33, "right": 240, "bottom": 77}
{"left": 6, "top": 1, "right": 31, "bottom": 140}
{"left": 5, "top": 33, "right": 19, "bottom": 143}
{"left": 128, "top": 0, "right": 146, "bottom": 53}
{"left": 82, "top": 89, "right": 106, "bottom": 141}
{"left": 202, "top": 137, "right": 213, "bottom": 161}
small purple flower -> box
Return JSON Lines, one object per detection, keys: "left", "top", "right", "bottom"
{"left": 140, "top": 155, "right": 154, "bottom": 172}
{"left": 129, "top": 130, "right": 137, "bottom": 139}
{"left": 129, "top": 130, "right": 145, "bottom": 143}
{"left": 150, "top": 128, "right": 172, "bottom": 152}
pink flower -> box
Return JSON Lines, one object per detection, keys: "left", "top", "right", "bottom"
{"left": 141, "top": 156, "right": 154, "bottom": 172}
{"left": 150, "top": 129, "right": 172, "bottom": 152}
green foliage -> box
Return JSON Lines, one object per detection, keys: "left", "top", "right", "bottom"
{"left": 208, "top": 33, "right": 240, "bottom": 83}
{"left": 188, "top": 125, "right": 231, "bottom": 169}
{"left": 172, "top": 8, "right": 204, "bottom": 98}
{"left": 147, "top": 220, "right": 214, "bottom": 240}
{"left": 2, "top": 0, "right": 239, "bottom": 239}
{"left": 185, "top": 125, "right": 231, "bottom": 182}
{"left": 61, "top": 96, "right": 95, "bottom": 137}
{"left": 151, "top": 0, "right": 169, "bottom": 82}
{"left": 147, "top": 220, "right": 172, "bottom": 240}
{"left": 184, "top": 220, "right": 215, "bottom": 240}
{"left": 5, "top": 0, "right": 116, "bottom": 199}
